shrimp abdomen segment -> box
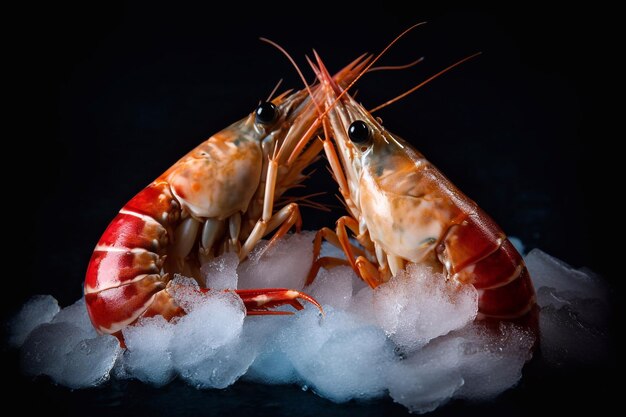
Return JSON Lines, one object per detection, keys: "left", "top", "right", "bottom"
{"left": 478, "top": 267, "right": 535, "bottom": 318}
{"left": 84, "top": 275, "right": 171, "bottom": 334}
{"left": 85, "top": 250, "right": 161, "bottom": 293}
{"left": 438, "top": 215, "right": 535, "bottom": 318}
{"left": 85, "top": 181, "right": 179, "bottom": 334}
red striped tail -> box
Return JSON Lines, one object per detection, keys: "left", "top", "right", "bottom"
{"left": 438, "top": 212, "right": 536, "bottom": 319}
{"left": 84, "top": 181, "right": 181, "bottom": 335}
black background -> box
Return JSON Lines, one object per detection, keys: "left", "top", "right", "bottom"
{"left": 6, "top": 2, "right": 619, "bottom": 416}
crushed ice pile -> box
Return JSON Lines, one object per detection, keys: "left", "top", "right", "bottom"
{"left": 7, "top": 232, "right": 611, "bottom": 413}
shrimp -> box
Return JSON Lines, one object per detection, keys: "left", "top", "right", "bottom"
{"left": 84, "top": 55, "right": 370, "bottom": 342}
{"left": 307, "top": 52, "right": 536, "bottom": 321}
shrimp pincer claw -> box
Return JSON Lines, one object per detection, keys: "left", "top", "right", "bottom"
{"left": 235, "top": 288, "right": 323, "bottom": 316}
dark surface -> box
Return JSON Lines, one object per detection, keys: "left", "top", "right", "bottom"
{"left": 6, "top": 2, "right": 618, "bottom": 416}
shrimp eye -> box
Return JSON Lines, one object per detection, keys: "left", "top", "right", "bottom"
{"left": 348, "top": 120, "right": 370, "bottom": 143}
{"left": 255, "top": 102, "right": 278, "bottom": 124}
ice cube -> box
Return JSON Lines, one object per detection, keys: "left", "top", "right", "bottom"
{"left": 8, "top": 295, "right": 60, "bottom": 347}
{"left": 373, "top": 264, "right": 478, "bottom": 351}
{"left": 201, "top": 252, "right": 239, "bottom": 290}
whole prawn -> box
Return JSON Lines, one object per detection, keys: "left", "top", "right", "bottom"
{"left": 84, "top": 56, "right": 370, "bottom": 341}
{"left": 308, "top": 51, "right": 536, "bottom": 321}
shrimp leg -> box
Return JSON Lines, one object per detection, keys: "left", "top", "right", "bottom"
{"left": 307, "top": 216, "right": 385, "bottom": 288}
{"left": 240, "top": 152, "right": 304, "bottom": 259}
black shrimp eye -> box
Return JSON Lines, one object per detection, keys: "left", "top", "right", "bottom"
{"left": 348, "top": 120, "right": 371, "bottom": 143}
{"left": 255, "top": 102, "right": 278, "bottom": 124}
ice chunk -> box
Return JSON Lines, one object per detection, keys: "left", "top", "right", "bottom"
{"left": 307, "top": 266, "right": 354, "bottom": 310}
{"left": 387, "top": 322, "right": 534, "bottom": 412}
{"left": 168, "top": 275, "right": 203, "bottom": 313}
{"left": 20, "top": 322, "right": 84, "bottom": 379}
{"left": 386, "top": 337, "right": 465, "bottom": 414}
{"left": 171, "top": 290, "right": 251, "bottom": 388}
{"left": 201, "top": 252, "right": 239, "bottom": 289}
{"left": 17, "top": 297, "right": 120, "bottom": 388}
{"left": 175, "top": 333, "right": 257, "bottom": 389}
{"left": 52, "top": 297, "right": 98, "bottom": 339}
{"left": 60, "top": 335, "right": 122, "bottom": 389}
{"left": 526, "top": 249, "right": 610, "bottom": 366}
{"left": 171, "top": 291, "right": 244, "bottom": 353}
{"left": 372, "top": 264, "right": 478, "bottom": 351}
{"left": 281, "top": 308, "right": 394, "bottom": 402}
{"left": 526, "top": 249, "right": 608, "bottom": 302}
{"left": 20, "top": 321, "right": 121, "bottom": 389}
{"left": 347, "top": 285, "right": 377, "bottom": 324}
{"left": 454, "top": 322, "right": 534, "bottom": 399}
{"left": 318, "top": 238, "right": 360, "bottom": 259}
{"left": 243, "top": 317, "right": 298, "bottom": 385}
{"left": 8, "top": 295, "right": 60, "bottom": 347}
{"left": 237, "top": 232, "right": 315, "bottom": 290}
{"left": 245, "top": 348, "right": 296, "bottom": 385}
{"left": 121, "top": 315, "right": 175, "bottom": 386}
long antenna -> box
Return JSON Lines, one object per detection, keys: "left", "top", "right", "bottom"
{"left": 266, "top": 78, "right": 283, "bottom": 101}
{"left": 259, "top": 37, "right": 321, "bottom": 113}
{"left": 327, "top": 22, "right": 427, "bottom": 109}
{"left": 308, "top": 22, "right": 427, "bottom": 125}
{"left": 369, "top": 52, "right": 482, "bottom": 113}
{"left": 367, "top": 57, "right": 424, "bottom": 73}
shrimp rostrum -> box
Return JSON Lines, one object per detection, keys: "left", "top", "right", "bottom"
{"left": 84, "top": 57, "right": 369, "bottom": 341}
{"left": 308, "top": 54, "right": 536, "bottom": 321}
